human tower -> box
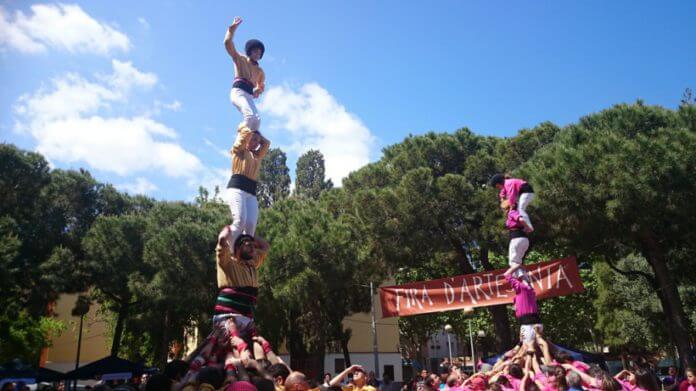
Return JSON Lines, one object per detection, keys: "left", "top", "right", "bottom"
{"left": 184, "top": 16, "right": 543, "bottom": 383}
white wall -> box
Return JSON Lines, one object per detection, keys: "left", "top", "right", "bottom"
{"left": 278, "top": 353, "right": 404, "bottom": 382}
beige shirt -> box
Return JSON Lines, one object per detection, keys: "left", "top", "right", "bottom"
{"left": 227, "top": 29, "right": 265, "bottom": 94}
{"left": 233, "top": 54, "right": 266, "bottom": 94}
{"left": 216, "top": 240, "right": 267, "bottom": 288}
{"left": 230, "top": 125, "right": 270, "bottom": 181}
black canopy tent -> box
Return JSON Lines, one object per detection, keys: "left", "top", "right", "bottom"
{"left": 65, "top": 356, "right": 145, "bottom": 380}
{"left": 0, "top": 367, "right": 66, "bottom": 386}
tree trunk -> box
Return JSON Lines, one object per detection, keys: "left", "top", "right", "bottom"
{"left": 313, "top": 342, "right": 327, "bottom": 381}
{"left": 640, "top": 230, "right": 694, "bottom": 369}
{"left": 341, "top": 336, "right": 352, "bottom": 367}
{"left": 160, "top": 310, "right": 170, "bottom": 368}
{"left": 111, "top": 302, "right": 129, "bottom": 356}
{"left": 288, "top": 312, "right": 310, "bottom": 372}
{"left": 479, "top": 245, "right": 513, "bottom": 351}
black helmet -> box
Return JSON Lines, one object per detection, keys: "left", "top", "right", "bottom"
{"left": 245, "top": 39, "right": 265, "bottom": 59}
{"left": 489, "top": 173, "right": 505, "bottom": 187}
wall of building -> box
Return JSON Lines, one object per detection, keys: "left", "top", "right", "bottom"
{"left": 43, "top": 294, "right": 111, "bottom": 372}
{"left": 45, "top": 283, "right": 404, "bottom": 378}
{"left": 278, "top": 353, "right": 404, "bottom": 382}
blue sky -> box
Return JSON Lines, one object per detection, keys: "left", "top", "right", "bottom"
{"left": 1, "top": 1, "right": 695, "bottom": 201}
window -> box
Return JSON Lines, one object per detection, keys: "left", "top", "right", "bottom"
{"left": 384, "top": 365, "right": 394, "bottom": 380}
{"left": 335, "top": 358, "right": 345, "bottom": 373}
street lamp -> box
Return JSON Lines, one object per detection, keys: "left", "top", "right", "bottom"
{"left": 462, "top": 307, "right": 475, "bottom": 370}
{"left": 355, "top": 282, "right": 380, "bottom": 379}
{"left": 444, "top": 324, "right": 453, "bottom": 363}
{"left": 370, "top": 281, "right": 379, "bottom": 380}
{"left": 71, "top": 295, "right": 91, "bottom": 391}
{"left": 476, "top": 330, "right": 486, "bottom": 364}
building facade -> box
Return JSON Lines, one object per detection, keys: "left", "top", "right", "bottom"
{"left": 45, "top": 287, "right": 404, "bottom": 380}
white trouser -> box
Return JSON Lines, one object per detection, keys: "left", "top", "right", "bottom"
{"left": 517, "top": 193, "right": 535, "bottom": 230}
{"left": 520, "top": 324, "right": 543, "bottom": 343}
{"left": 227, "top": 188, "right": 258, "bottom": 237}
{"left": 230, "top": 87, "right": 260, "bottom": 131}
{"left": 509, "top": 237, "right": 529, "bottom": 278}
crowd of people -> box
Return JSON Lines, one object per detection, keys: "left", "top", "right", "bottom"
{"left": 402, "top": 353, "right": 696, "bottom": 391}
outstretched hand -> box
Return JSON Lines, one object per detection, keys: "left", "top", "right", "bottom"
{"left": 231, "top": 17, "right": 243, "bottom": 28}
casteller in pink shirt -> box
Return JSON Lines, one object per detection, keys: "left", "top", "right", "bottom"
{"left": 505, "top": 274, "right": 538, "bottom": 318}
{"left": 499, "top": 178, "right": 528, "bottom": 208}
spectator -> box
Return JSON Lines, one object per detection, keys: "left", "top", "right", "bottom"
{"left": 285, "top": 372, "right": 311, "bottom": 391}
{"left": 439, "top": 359, "right": 451, "bottom": 375}
{"left": 330, "top": 365, "right": 376, "bottom": 391}
{"left": 664, "top": 366, "right": 684, "bottom": 391}
{"left": 438, "top": 369, "right": 449, "bottom": 391}
{"left": 269, "top": 364, "right": 291, "bottom": 391}
{"left": 678, "top": 367, "right": 695, "bottom": 391}
{"left": 566, "top": 371, "right": 583, "bottom": 391}
{"left": 615, "top": 368, "right": 658, "bottom": 391}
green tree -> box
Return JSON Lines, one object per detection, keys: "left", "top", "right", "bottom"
{"left": 133, "top": 202, "right": 223, "bottom": 366}
{"left": 342, "top": 129, "right": 517, "bottom": 350}
{"left": 82, "top": 214, "right": 150, "bottom": 356}
{"left": 0, "top": 145, "right": 106, "bottom": 362}
{"left": 258, "top": 148, "right": 291, "bottom": 208}
{"left": 255, "top": 197, "right": 370, "bottom": 376}
{"left": 295, "top": 149, "right": 333, "bottom": 199}
{"left": 520, "top": 102, "right": 696, "bottom": 367}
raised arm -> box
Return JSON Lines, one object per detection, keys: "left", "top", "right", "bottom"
{"left": 561, "top": 364, "right": 600, "bottom": 388}
{"left": 520, "top": 356, "right": 532, "bottom": 390}
{"left": 330, "top": 365, "right": 363, "bottom": 387}
{"left": 252, "top": 335, "right": 280, "bottom": 364}
{"left": 232, "top": 126, "right": 254, "bottom": 154}
{"left": 216, "top": 226, "right": 233, "bottom": 267}
{"left": 255, "top": 133, "right": 271, "bottom": 159}
{"left": 535, "top": 335, "right": 553, "bottom": 365}
{"left": 224, "top": 17, "right": 243, "bottom": 59}
{"left": 530, "top": 352, "right": 543, "bottom": 377}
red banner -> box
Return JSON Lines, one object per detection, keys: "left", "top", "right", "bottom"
{"left": 379, "top": 257, "right": 584, "bottom": 318}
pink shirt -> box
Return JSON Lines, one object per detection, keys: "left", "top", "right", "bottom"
{"left": 505, "top": 274, "right": 538, "bottom": 318}
{"left": 499, "top": 178, "right": 527, "bottom": 208}
{"left": 618, "top": 380, "right": 646, "bottom": 391}
{"left": 504, "top": 376, "right": 521, "bottom": 391}
{"left": 550, "top": 360, "right": 590, "bottom": 374}
{"left": 505, "top": 210, "right": 524, "bottom": 230}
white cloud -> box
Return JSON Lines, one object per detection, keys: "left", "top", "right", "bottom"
{"left": 259, "top": 83, "right": 375, "bottom": 185}
{"left": 137, "top": 17, "right": 149, "bottom": 30}
{"left": 118, "top": 177, "right": 158, "bottom": 195}
{"left": 103, "top": 59, "right": 157, "bottom": 93}
{"left": 204, "top": 138, "right": 230, "bottom": 159}
{"left": 15, "top": 60, "right": 156, "bottom": 125}
{"left": 14, "top": 61, "right": 203, "bottom": 178}
{"left": 0, "top": 3, "right": 130, "bottom": 55}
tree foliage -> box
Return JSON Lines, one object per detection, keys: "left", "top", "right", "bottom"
{"left": 295, "top": 149, "right": 333, "bottom": 199}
